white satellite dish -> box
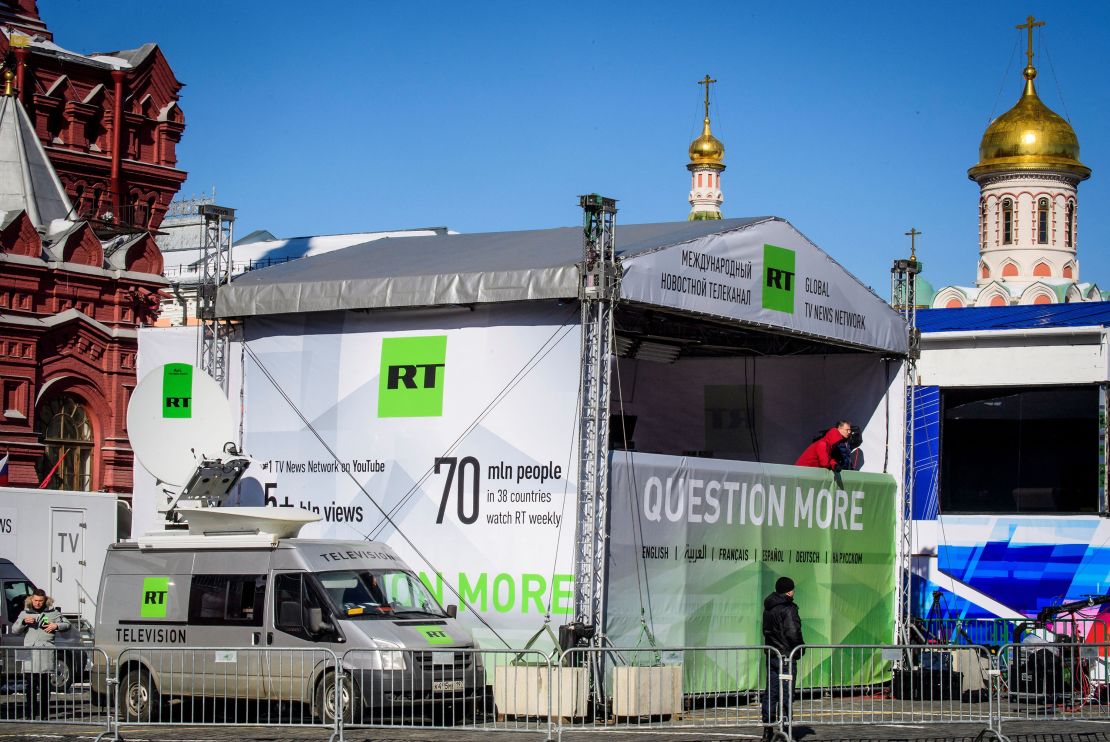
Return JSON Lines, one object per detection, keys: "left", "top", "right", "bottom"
{"left": 127, "top": 363, "right": 235, "bottom": 487}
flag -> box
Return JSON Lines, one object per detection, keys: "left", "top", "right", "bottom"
{"left": 0, "top": 453, "right": 8, "bottom": 486}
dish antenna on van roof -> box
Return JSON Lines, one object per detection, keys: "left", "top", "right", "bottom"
{"left": 127, "top": 363, "right": 320, "bottom": 539}
{"left": 128, "top": 363, "right": 251, "bottom": 524}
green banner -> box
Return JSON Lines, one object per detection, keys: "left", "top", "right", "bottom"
{"left": 608, "top": 453, "right": 896, "bottom": 691}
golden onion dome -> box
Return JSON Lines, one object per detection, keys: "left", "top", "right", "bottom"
{"left": 968, "top": 64, "right": 1090, "bottom": 180}
{"left": 688, "top": 117, "right": 725, "bottom": 169}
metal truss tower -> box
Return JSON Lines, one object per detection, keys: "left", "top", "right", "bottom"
{"left": 573, "top": 194, "right": 619, "bottom": 636}
{"left": 890, "top": 228, "right": 922, "bottom": 644}
{"left": 196, "top": 204, "right": 236, "bottom": 391}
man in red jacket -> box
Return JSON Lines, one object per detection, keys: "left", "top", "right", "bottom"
{"left": 795, "top": 420, "right": 851, "bottom": 470}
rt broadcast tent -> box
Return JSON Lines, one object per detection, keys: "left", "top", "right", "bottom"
{"left": 136, "top": 215, "right": 908, "bottom": 673}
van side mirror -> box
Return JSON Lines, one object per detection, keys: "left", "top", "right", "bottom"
{"left": 307, "top": 607, "right": 330, "bottom": 634}
{"left": 446, "top": 604, "right": 457, "bottom": 619}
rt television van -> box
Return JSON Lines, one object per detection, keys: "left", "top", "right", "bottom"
{"left": 91, "top": 510, "right": 482, "bottom": 723}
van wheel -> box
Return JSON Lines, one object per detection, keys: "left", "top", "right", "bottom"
{"left": 120, "top": 668, "right": 160, "bottom": 722}
{"left": 315, "top": 671, "right": 357, "bottom": 724}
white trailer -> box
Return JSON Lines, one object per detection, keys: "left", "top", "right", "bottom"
{"left": 0, "top": 488, "right": 121, "bottom": 625}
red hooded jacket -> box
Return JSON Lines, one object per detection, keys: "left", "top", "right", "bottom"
{"left": 794, "top": 427, "right": 844, "bottom": 470}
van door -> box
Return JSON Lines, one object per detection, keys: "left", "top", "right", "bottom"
{"left": 49, "top": 508, "right": 85, "bottom": 615}
{"left": 185, "top": 573, "right": 268, "bottom": 703}
{"left": 266, "top": 571, "right": 339, "bottom": 706}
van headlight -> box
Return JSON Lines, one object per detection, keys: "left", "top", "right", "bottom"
{"left": 367, "top": 639, "right": 406, "bottom": 671}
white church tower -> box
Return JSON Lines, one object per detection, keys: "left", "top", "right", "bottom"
{"left": 934, "top": 16, "right": 1099, "bottom": 308}
{"left": 688, "top": 75, "right": 726, "bottom": 221}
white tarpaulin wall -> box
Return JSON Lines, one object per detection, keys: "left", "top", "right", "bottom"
{"left": 230, "top": 303, "right": 578, "bottom": 649}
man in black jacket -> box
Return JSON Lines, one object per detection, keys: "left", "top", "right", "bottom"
{"left": 762, "top": 576, "right": 804, "bottom": 741}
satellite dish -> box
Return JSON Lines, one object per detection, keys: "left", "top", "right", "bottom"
{"left": 180, "top": 506, "right": 321, "bottom": 539}
{"left": 127, "top": 363, "right": 235, "bottom": 486}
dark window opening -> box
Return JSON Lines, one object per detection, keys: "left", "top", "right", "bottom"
{"left": 940, "top": 386, "right": 1098, "bottom": 513}
{"left": 273, "top": 572, "right": 331, "bottom": 640}
{"left": 187, "top": 574, "right": 266, "bottom": 626}
{"left": 1038, "top": 198, "right": 1049, "bottom": 244}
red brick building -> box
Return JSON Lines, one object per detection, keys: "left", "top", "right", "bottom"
{"left": 0, "top": 0, "right": 186, "bottom": 494}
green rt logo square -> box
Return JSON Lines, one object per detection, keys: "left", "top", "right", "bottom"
{"left": 762, "top": 244, "right": 796, "bottom": 314}
{"left": 141, "top": 576, "right": 169, "bottom": 618}
{"left": 378, "top": 336, "right": 448, "bottom": 417}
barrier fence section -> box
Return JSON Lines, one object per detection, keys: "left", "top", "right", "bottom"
{"left": 341, "top": 647, "right": 553, "bottom": 737}
{"left": 16, "top": 641, "right": 1110, "bottom": 739}
{"left": 558, "top": 645, "right": 781, "bottom": 741}
{"left": 109, "top": 646, "right": 342, "bottom": 740}
{"left": 785, "top": 643, "right": 998, "bottom": 739}
{"left": 0, "top": 645, "right": 110, "bottom": 733}
{"left": 997, "top": 641, "right": 1110, "bottom": 730}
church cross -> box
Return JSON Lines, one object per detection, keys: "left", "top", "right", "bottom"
{"left": 1016, "top": 15, "right": 1046, "bottom": 68}
{"left": 698, "top": 75, "right": 717, "bottom": 120}
{"left": 905, "top": 227, "right": 922, "bottom": 260}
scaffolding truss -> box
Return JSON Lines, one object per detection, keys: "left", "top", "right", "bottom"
{"left": 574, "top": 194, "right": 619, "bottom": 636}
{"left": 196, "top": 204, "right": 236, "bottom": 391}
{"left": 891, "top": 231, "right": 922, "bottom": 644}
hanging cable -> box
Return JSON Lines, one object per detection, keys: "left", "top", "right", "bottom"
{"left": 1040, "top": 31, "right": 1073, "bottom": 123}
{"left": 988, "top": 34, "right": 1021, "bottom": 123}
{"left": 546, "top": 361, "right": 584, "bottom": 620}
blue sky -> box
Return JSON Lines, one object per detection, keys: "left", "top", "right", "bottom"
{"left": 47, "top": 1, "right": 1110, "bottom": 295}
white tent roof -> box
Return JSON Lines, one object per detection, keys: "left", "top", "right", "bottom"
{"left": 217, "top": 216, "right": 907, "bottom": 354}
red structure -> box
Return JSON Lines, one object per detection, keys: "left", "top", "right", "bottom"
{"left": 0, "top": 1, "right": 186, "bottom": 496}
{"left": 1, "top": 1, "right": 186, "bottom": 230}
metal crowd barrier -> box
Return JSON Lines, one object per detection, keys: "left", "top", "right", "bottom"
{"left": 0, "top": 645, "right": 111, "bottom": 733}
{"left": 785, "top": 643, "right": 998, "bottom": 739}
{"left": 557, "top": 645, "right": 782, "bottom": 741}
{"left": 341, "top": 647, "right": 552, "bottom": 736}
{"left": 108, "top": 646, "right": 342, "bottom": 740}
{"left": 997, "top": 641, "right": 1110, "bottom": 728}
{"left": 16, "top": 641, "right": 1110, "bottom": 740}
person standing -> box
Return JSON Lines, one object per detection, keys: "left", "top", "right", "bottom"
{"left": 795, "top": 420, "right": 851, "bottom": 470}
{"left": 12, "top": 589, "right": 69, "bottom": 720}
{"left": 762, "top": 576, "right": 804, "bottom": 741}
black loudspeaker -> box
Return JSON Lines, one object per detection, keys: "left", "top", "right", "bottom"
{"left": 558, "top": 622, "right": 595, "bottom": 666}
{"left": 893, "top": 650, "right": 961, "bottom": 700}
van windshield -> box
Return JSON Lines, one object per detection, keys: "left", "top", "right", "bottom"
{"left": 317, "top": 570, "right": 447, "bottom": 619}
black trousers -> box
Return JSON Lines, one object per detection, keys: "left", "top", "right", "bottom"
{"left": 761, "top": 656, "right": 792, "bottom": 725}
{"left": 23, "top": 672, "right": 51, "bottom": 719}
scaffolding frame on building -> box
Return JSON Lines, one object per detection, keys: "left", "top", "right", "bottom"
{"left": 891, "top": 228, "right": 922, "bottom": 645}
{"left": 196, "top": 204, "right": 236, "bottom": 391}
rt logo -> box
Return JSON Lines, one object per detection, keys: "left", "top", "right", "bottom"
{"left": 141, "top": 577, "right": 169, "bottom": 618}
{"left": 762, "top": 244, "right": 796, "bottom": 314}
{"left": 378, "top": 336, "right": 448, "bottom": 418}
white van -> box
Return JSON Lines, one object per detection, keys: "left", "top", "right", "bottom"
{"left": 91, "top": 526, "right": 481, "bottom": 723}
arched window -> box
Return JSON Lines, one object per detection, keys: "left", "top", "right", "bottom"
{"left": 35, "top": 395, "right": 94, "bottom": 491}
{"left": 981, "top": 263, "right": 990, "bottom": 279}
{"left": 980, "top": 200, "right": 987, "bottom": 249}
{"left": 1033, "top": 262, "right": 1051, "bottom": 277}
{"left": 1002, "top": 198, "right": 1013, "bottom": 245}
{"left": 1002, "top": 262, "right": 1019, "bottom": 278}
{"left": 1033, "top": 294, "right": 1051, "bottom": 305}
{"left": 1065, "top": 202, "right": 1074, "bottom": 248}
{"left": 1063, "top": 263, "right": 1074, "bottom": 279}
{"left": 945, "top": 298, "right": 963, "bottom": 309}
{"left": 1037, "top": 198, "right": 1049, "bottom": 244}
{"left": 989, "top": 295, "right": 1007, "bottom": 307}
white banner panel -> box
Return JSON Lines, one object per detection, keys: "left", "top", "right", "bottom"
{"left": 241, "top": 303, "right": 580, "bottom": 648}
{"left": 620, "top": 219, "right": 907, "bottom": 354}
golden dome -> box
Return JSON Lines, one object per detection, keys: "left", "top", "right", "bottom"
{"left": 688, "top": 117, "right": 725, "bottom": 169}
{"left": 968, "top": 64, "right": 1090, "bottom": 180}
